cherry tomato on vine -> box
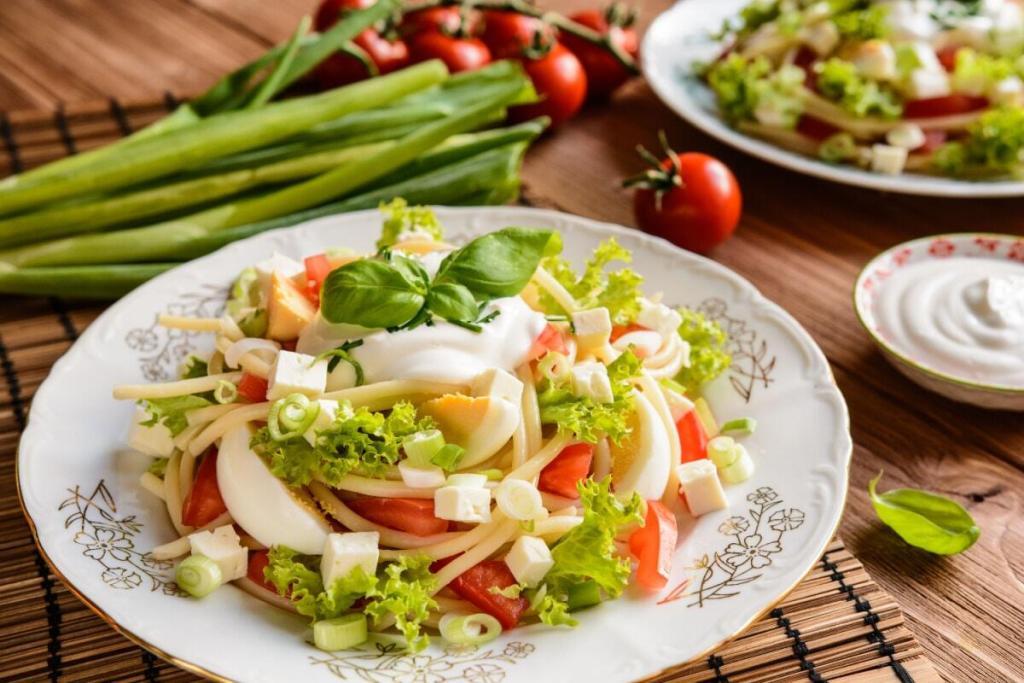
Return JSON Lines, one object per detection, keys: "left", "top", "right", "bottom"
{"left": 314, "top": 0, "right": 409, "bottom": 87}
{"left": 561, "top": 4, "right": 638, "bottom": 99}
{"left": 400, "top": 6, "right": 464, "bottom": 36}
{"left": 625, "top": 133, "right": 742, "bottom": 254}
{"left": 408, "top": 31, "right": 492, "bottom": 73}
{"left": 509, "top": 42, "right": 587, "bottom": 128}
{"left": 480, "top": 10, "right": 553, "bottom": 58}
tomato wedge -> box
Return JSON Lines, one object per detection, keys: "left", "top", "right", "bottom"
{"left": 303, "top": 253, "right": 331, "bottom": 306}
{"left": 796, "top": 115, "right": 840, "bottom": 142}
{"left": 628, "top": 500, "right": 678, "bottom": 590}
{"left": 538, "top": 443, "right": 594, "bottom": 499}
{"left": 527, "top": 323, "right": 568, "bottom": 360}
{"left": 676, "top": 411, "right": 708, "bottom": 463}
{"left": 345, "top": 497, "right": 449, "bottom": 536}
{"left": 903, "top": 94, "right": 988, "bottom": 119}
{"left": 448, "top": 560, "right": 530, "bottom": 629}
{"left": 181, "top": 448, "right": 228, "bottom": 527}
{"left": 247, "top": 549, "right": 277, "bottom": 593}
{"left": 936, "top": 45, "right": 961, "bottom": 72}
{"left": 237, "top": 372, "right": 268, "bottom": 403}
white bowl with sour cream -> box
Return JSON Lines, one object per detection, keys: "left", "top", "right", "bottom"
{"left": 855, "top": 233, "right": 1024, "bottom": 411}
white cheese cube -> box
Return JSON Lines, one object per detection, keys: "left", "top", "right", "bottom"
{"left": 127, "top": 406, "right": 175, "bottom": 458}
{"left": 434, "top": 485, "right": 492, "bottom": 523}
{"left": 853, "top": 40, "right": 897, "bottom": 81}
{"left": 504, "top": 535, "right": 554, "bottom": 587}
{"left": 719, "top": 446, "right": 756, "bottom": 485}
{"left": 571, "top": 307, "right": 612, "bottom": 352}
{"left": 799, "top": 20, "right": 840, "bottom": 56}
{"left": 677, "top": 460, "right": 728, "bottom": 517}
{"left": 398, "top": 461, "right": 448, "bottom": 489}
{"left": 471, "top": 368, "right": 524, "bottom": 405}
{"left": 303, "top": 399, "right": 340, "bottom": 446}
{"left": 637, "top": 300, "right": 682, "bottom": 337}
{"left": 267, "top": 350, "right": 328, "bottom": 401}
{"left": 188, "top": 525, "right": 247, "bottom": 581}
{"left": 885, "top": 123, "right": 926, "bottom": 150}
{"left": 321, "top": 531, "right": 379, "bottom": 588}
{"left": 870, "top": 144, "right": 908, "bottom": 175}
{"left": 570, "top": 361, "right": 614, "bottom": 404}
{"left": 902, "top": 41, "right": 942, "bottom": 73}
{"left": 906, "top": 68, "right": 951, "bottom": 100}
{"left": 445, "top": 473, "right": 488, "bottom": 489}
{"left": 612, "top": 330, "right": 664, "bottom": 358}
{"left": 991, "top": 76, "right": 1024, "bottom": 106}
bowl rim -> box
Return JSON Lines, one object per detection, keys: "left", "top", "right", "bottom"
{"left": 852, "top": 231, "right": 1024, "bottom": 396}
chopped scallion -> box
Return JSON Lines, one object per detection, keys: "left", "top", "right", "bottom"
{"left": 439, "top": 613, "right": 502, "bottom": 646}
{"left": 720, "top": 417, "right": 757, "bottom": 436}
{"left": 268, "top": 393, "right": 320, "bottom": 441}
{"left": 214, "top": 380, "right": 238, "bottom": 404}
{"left": 431, "top": 443, "right": 466, "bottom": 471}
{"left": 566, "top": 580, "right": 602, "bottom": 611}
{"left": 176, "top": 555, "right": 223, "bottom": 598}
{"left": 313, "top": 613, "right": 368, "bottom": 651}
{"left": 402, "top": 429, "right": 446, "bottom": 467}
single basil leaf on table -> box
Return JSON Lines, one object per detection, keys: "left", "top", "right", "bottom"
{"left": 321, "top": 258, "right": 426, "bottom": 328}
{"left": 435, "top": 227, "right": 557, "bottom": 298}
{"left": 868, "top": 471, "right": 980, "bottom": 555}
{"left": 426, "top": 282, "right": 481, "bottom": 324}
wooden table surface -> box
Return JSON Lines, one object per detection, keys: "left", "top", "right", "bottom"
{"left": 1, "top": 1, "right": 1022, "bottom": 681}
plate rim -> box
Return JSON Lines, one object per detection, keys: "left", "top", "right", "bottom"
{"left": 640, "top": 0, "right": 1024, "bottom": 199}
{"left": 17, "top": 205, "right": 852, "bottom": 682}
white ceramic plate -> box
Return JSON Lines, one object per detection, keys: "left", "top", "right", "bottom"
{"left": 19, "top": 207, "right": 851, "bottom": 683}
{"left": 642, "top": 0, "right": 1024, "bottom": 198}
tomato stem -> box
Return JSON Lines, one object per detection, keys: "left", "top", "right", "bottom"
{"left": 622, "top": 130, "right": 684, "bottom": 211}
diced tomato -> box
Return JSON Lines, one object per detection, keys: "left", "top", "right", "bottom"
{"left": 904, "top": 94, "right": 988, "bottom": 119}
{"left": 527, "top": 323, "right": 568, "bottom": 360}
{"left": 345, "top": 497, "right": 449, "bottom": 536}
{"left": 303, "top": 253, "right": 331, "bottom": 306}
{"left": 914, "top": 129, "right": 948, "bottom": 154}
{"left": 796, "top": 115, "right": 840, "bottom": 142}
{"left": 246, "top": 550, "right": 277, "bottom": 593}
{"left": 237, "top": 372, "right": 268, "bottom": 403}
{"left": 793, "top": 46, "right": 819, "bottom": 89}
{"left": 280, "top": 339, "right": 297, "bottom": 352}
{"left": 181, "top": 448, "right": 228, "bottom": 527}
{"left": 936, "top": 45, "right": 961, "bottom": 72}
{"left": 628, "top": 500, "right": 678, "bottom": 591}
{"left": 610, "top": 322, "right": 648, "bottom": 342}
{"left": 676, "top": 411, "right": 708, "bottom": 463}
{"left": 448, "top": 560, "right": 529, "bottom": 629}
{"left": 538, "top": 443, "right": 594, "bottom": 499}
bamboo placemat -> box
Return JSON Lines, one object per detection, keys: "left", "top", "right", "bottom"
{"left": 0, "top": 98, "right": 940, "bottom": 683}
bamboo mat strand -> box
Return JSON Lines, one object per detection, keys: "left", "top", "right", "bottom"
{"left": 0, "top": 96, "right": 940, "bottom": 682}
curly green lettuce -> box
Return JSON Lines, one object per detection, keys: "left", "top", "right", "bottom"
{"left": 833, "top": 4, "right": 888, "bottom": 40}
{"left": 264, "top": 546, "right": 377, "bottom": 621}
{"left": 815, "top": 58, "right": 903, "bottom": 119}
{"left": 539, "top": 237, "right": 644, "bottom": 325}
{"left": 673, "top": 308, "right": 732, "bottom": 397}
{"left": 707, "top": 54, "right": 806, "bottom": 128}
{"left": 932, "top": 107, "right": 1024, "bottom": 177}
{"left": 377, "top": 198, "right": 444, "bottom": 250}
{"left": 140, "top": 394, "right": 212, "bottom": 437}
{"left": 363, "top": 555, "right": 437, "bottom": 653}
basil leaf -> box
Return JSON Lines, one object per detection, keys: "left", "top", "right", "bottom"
{"left": 426, "top": 282, "right": 480, "bottom": 324}
{"left": 321, "top": 259, "right": 426, "bottom": 328}
{"left": 390, "top": 252, "right": 430, "bottom": 290}
{"left": 435, "top": 227, "right": 556, "bottom": 298}
{"left": 868, "top": 472, "right": 980, "bottom": 555}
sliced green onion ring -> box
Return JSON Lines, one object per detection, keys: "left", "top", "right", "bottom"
{"left": 720, "top": 417, "right": 757, "bottom": 436}
{"left": 176, "top": 555, "right": 223, "bottom": 598}
{"left": 268, "top": 392, "right": 320, "bottom": 441}
{"left": 402, "top": 429, "right": 446, "bottom": 467}
{"left": 214, "top": 380, "right": 238, "bottom": 404}
{"left": 313, "top": 613, "right": 368, "bottom": 651}
{"left": 537, "top": 351, "right": 570, "bottom": 383}
{"left": 439, "top": 612, "right": 502, "bottom": 646}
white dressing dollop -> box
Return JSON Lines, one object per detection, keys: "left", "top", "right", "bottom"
{"left": 872, "top": 258, "right": 1024, "bottom": 387}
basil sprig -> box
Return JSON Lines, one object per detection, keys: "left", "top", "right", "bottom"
{"left": 320, "top": 227, "right": 556, "bottom": 331}
{"left": 868, "top": 472, "right": 980, "bottom": 555}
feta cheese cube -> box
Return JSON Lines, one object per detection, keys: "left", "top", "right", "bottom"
{"left": 471, "top": 368, "right": 524, "bottom": 405}
{"left": 885, "top": 123, "right": 926, "bottom": 150}
{"left": 870, "top": 144, "right": 908, "bottom": 175}
{"left": 906, "top": 68, "right": 951, "bottom": 99}
{"left": 434, "top": 485, "right": 492, "bottom": 523}
{"left": 127, "top": 406, "right": 175, "bottom": 458}
{"left": 571, "top": 307, "right": 612, "bottom": 352}
{"left": 267, "top": 350, "right": 328, "bottom": 401}
{"left": 799, "top": 20, "right": 840, "bottom": 56}
{"left": 188, "top": 525, "right": 247, "bottom": 581}
{"left": 303, "top": 399, "right": 340, "bottom": 446}
{"left": 677, "top": 460, "right": 728, "bottom": 517}
{"left": 901, "top": 41, "right": 942, "bottom": 73}
{"left": 637, "top": 300, "right": 682, "bottom": 337}
{"left": 504, "top": 536, "right": 554, "bottom": 587}
{"left": 853, "top": 40, "right": 897, "bottom": 81}
{"left": 570, "top": 361, "right": 614, "bottom": 404}
{"left": 398, "top": 461, "right": 448, "bottom": 489}
{"left": 321, "top": 531, "right": 379, "bottom": 588}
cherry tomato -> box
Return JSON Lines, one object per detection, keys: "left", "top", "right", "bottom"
{"left": 628, "top": 500, "right": 678, "bottom": 591}
{"left": 247, "top": 550, "right": 277, "bottom": 593}
{"left": 345, "top": 496, "right": 450, "bottom": 536}
{"left": 561, "top": 6, "right": 638, "bottom": 99}
{"left": 401, "top": 6, "right": 463, "bottom": 36}
{"left": 480, "top": 10, "right": 552, "bottom": 58}
{"left": 795, "top": 114, "right": 840, "bottom": 142}
{"left": 903, "top": 94, "right": 988, "bottom": 119}
{"left": 237, "top": 372, "right": 269, "bottom": 403}
{"left": 628, "top": 136, "right": 742, "bottom": 254}
{"left": 304, "top": 253, "right": 332, "bottom": 306}
{"left": 409, "top": 31, "right": 491, "bottom": 73}
{"left": 538, "top": 443, "right": 595, "bottom": 499}
{"left": 509, "top": 42, "right": 588, "bottom": 128}
{"left": 936, "top": 45, "right": 962, "bottom": 72}
{"left": 675, "top": 410, "right": 708, "bottom": 463}
{"left": 181, "top": 447, "right": 228, "bottom": 527}
{"left": 448, "top": 560, "right": 530, "bottom": 629}
{"left": 527, "top": 322, "right": 568, "bottom": 360}
{"left": 314, "top": 0, "right": 409, "bottom": 87}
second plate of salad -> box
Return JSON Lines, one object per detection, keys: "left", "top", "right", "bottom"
{"left": 643, "top": 0, "right": 1024, "bottom": 197}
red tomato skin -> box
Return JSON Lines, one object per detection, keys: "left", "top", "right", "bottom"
{"left": 181, "top": 448, "right": 228, "bottom": 527}
{"left": 796, "top": 115, "right": 840, "bottom": 142}
{"left": 345, "top": 496, "right": 450, "bottom": 536}
{"left": 448, "top": 560, "right": 530, "bottom": 629}
{"left": 538, "top": 443, "right": 595, "bottom": 499}
{"left": 561, "top": 10, "right": 637, "bottom": 99}
{"left": 628, "top": 500, "right": 678, "bottom": 590}
{"left": 527, "top": 322, "right": 568, "bottom": 360}
{"left": 633, "top": 154, "right": 742, "bottom": 254}
{"left": 676, "top": 411, "right": 708, "bottom": 463}
{"left": 904, "top": 94, "right": 988, "bottom": 119}
{"left": 936, "top": 45, "right": 961, "bottom": 72}
{"left": 401, "top": 7, "right": 463, "bottom": 36}
{"left": 237, "top": 372, "right": 269, "bottom": 403}
{"left": 409, "top": 32, "right": 491, "bottom": 73}
{"left": 304, "top": 254, "right": 331, "bottom": 306}
{"left": 247, "top": 550, "right": 278, "bottom": 593}
{"left": 480, "top": 10, "right": 551, "bottom": 58}
{"left": 314, "top": 0, "right": 409, "bottom": 88}
{"left": 510, "top": 43, "right": 587, "bottom": 128}
{"left": 610, "top": 322, "right": 648, "bottom": 342}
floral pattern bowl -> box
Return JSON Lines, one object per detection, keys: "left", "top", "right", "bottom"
{"left": 18, "top": 207, "right": 851, "bottom": 682}
{"left": 854, "top": 233, "right": 1024, "bottom": 411}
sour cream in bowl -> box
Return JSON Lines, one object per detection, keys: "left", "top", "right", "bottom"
{"left": 855, "top": 233, "right": 1024, "bottom": 411}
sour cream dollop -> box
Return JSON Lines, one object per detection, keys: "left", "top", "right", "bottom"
{"left": 872, "top": 258, "right": 1024, "bottom": 387}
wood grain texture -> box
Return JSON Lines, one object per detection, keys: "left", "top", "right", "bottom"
{"left": 0, "top": 0, "right": 1021, "bottom": 681}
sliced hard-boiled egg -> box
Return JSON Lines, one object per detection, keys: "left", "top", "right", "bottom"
{"left": 418, "top": 393, "right": 520, "bottom": 469}
{"left": 216, "top": 424, "right": 331, "bottom": 554}
{"left": 608, "top": 391, "right": 672, "bottom": 499}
